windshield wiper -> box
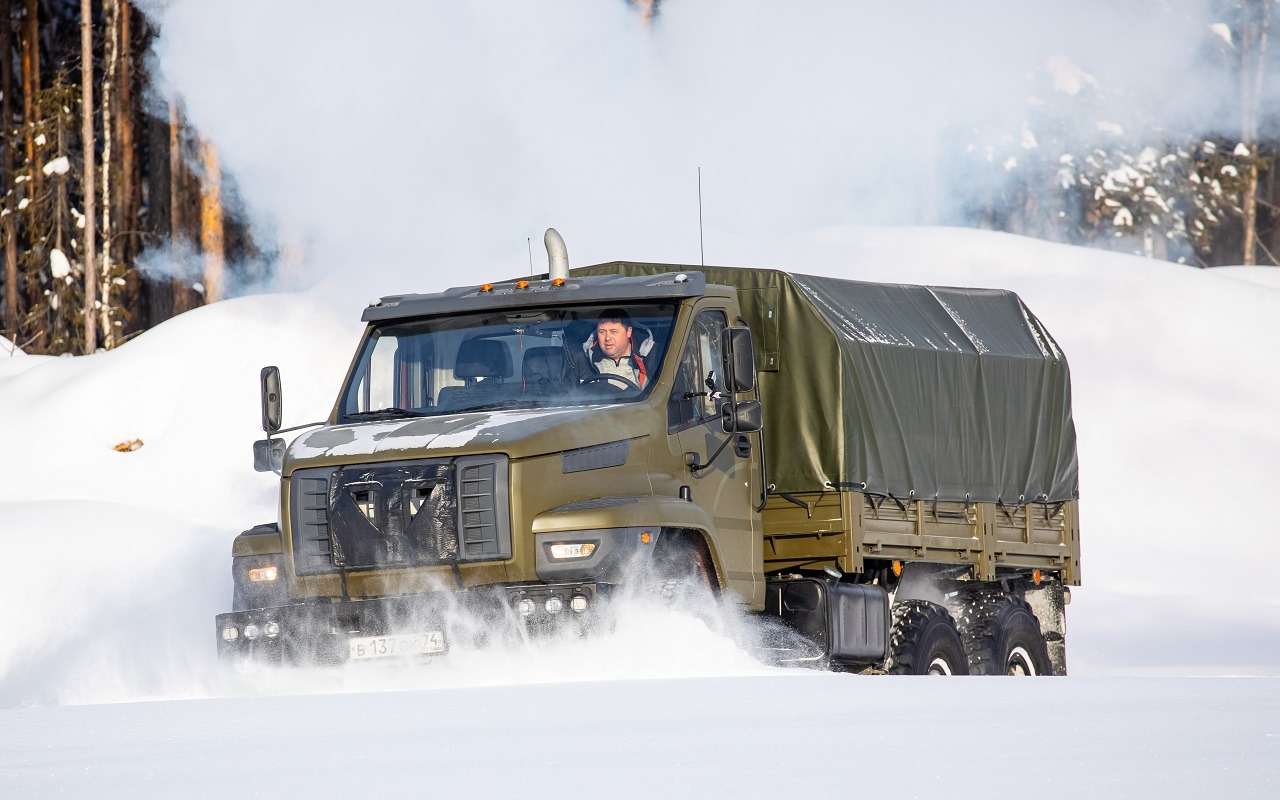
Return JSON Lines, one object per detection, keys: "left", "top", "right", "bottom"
{"left": 346, "top": 407, "right": 429, "bottom": 420}
{"left": 449, "top": 399, "right": 550, "bottom": 414}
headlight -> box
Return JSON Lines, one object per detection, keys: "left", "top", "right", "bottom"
{"left": 264, "top": 621, "right": 281, "bottom": 638}
{"left": 544, "top": 596, "right": 564, "bottom": 614}
{"left": 247, "top": 565, "right": 279, "bottom": 582}
{"left": 221, "top": 625, "right": 239, "bottom": 642}
{"left": 243, "top": 623, "right": 261, "bottom": 640}
{"left": 548, "top": 542, "right": 596, "bottom": 560}
{"left": 516, "top": 598, "right": 536, "bottom": 616}
{"left": 570, "top": 595, "right": 589, "bottom": 613}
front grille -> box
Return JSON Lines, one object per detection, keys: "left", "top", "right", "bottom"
{"left": 289, "top": 455, "right": 511, "bottom": 575}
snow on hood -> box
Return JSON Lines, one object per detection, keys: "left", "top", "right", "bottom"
{"left": 286, "top": 405, "right": 620, "bottom": 466}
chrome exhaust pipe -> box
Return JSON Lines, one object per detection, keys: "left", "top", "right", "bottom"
{"left": 544, "top": 228, "right": 569, "bottom": 281}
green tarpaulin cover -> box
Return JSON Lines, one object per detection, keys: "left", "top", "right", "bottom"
{"left": 575, "top": 262, "right": 1079, "bottom": 503}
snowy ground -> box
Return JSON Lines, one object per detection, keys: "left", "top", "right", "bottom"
{"left": 1, "top": 229, "right": 1278, "bottom": 795}
{"left": 3, "top": 675, "right": 1277, "bottom": 798}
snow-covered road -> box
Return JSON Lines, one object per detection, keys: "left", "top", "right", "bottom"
{"left": 3, "top": 675, "right": 1276, "bottom": 798}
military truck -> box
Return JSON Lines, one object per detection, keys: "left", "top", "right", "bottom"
{"left": 217, "top": 230, "right": 1081, "bottom": 676}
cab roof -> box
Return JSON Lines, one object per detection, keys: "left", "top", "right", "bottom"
{"left": 362, "top": 269, "right": 706, "bottom": 323}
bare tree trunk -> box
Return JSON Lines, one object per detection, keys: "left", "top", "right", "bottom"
{"left": 2, "top": 0, "right": 17, "bottom": 337}
{"left": 55, "top": 102, "right": 64, "bottom": 252}
{"left": 100, "top": 0, "right": 116, "bottom": 347}
{"left": 80, "top": 0, "right": 96, "bottom": 353}
{"left": 23, "top": 0, "right": 37, "bottom": 199}
{"left": 117, "top": 0, "right": 134, "bottom": 263}
{"left": 1242, "top": 0, "right": 1271, "bottom": 265}
{"left": 167, "top": 98, "right": 189, "bottom": 314}
{"left": 198, "top": 138, "right": 224, "bottom": 302}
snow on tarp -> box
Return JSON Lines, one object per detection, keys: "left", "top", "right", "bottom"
{"left": 574, "top": 263, "right": 1079, "bottom": 502}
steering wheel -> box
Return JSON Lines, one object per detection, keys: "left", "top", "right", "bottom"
{"left": 579, "top": 373, "right": 642, "bottom": 392}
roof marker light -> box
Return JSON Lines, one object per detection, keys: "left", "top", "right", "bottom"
{"left": 551, "top": 277, "right": 566, "bottom": 287}
{"left": 480, "top": 283, "right": 493, "bottom": 293}
{"left": 516, "top": 279, "right": 529, "bottom": 289}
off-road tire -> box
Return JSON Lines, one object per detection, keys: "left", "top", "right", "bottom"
{"left": 647, "top": 530, "right": 718, "bottom": 605}
{"left": 885, "top": 600, "right": 969, "bottom": 675}
{"left": 953, "top": 593, "right": 1052, "bottom": 676}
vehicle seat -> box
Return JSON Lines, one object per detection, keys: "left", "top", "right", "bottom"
{"left": 438, "top": 338, "right": 512, "bottom": 409}
{"left": 522, "top": 346, "right": 569, "bottom": 394}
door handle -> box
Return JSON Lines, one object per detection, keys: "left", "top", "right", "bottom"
{"left": 734, "top": 434, "right": 751, "bottom": 458}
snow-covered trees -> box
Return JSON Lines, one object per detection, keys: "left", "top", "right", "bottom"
{"left": 962, "top": 1, "right": 1280, "bottom": 268}
{"left": 0, "top": 1, "right": 247, "bottom": 355}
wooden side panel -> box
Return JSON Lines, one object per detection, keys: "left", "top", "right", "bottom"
{"left": 762, "top": 492, "right": 1082, "bottom": 585}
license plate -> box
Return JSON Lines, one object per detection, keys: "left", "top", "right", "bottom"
{"left": 347, "top": 631, "right": 446, "bottom": 661}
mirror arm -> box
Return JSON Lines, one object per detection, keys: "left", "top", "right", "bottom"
{"left": 274, "top": 419, "right": 326, "bottom": 435}
{"left": 690, "top": 433, "right": 735, "bottom": 475}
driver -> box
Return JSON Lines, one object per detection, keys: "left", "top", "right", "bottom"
{"left": 584, "top": 308, "right": 654, "bottom": 388}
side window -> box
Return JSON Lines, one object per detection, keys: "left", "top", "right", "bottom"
{"left": 667, "top": 310, "right": 727, "bottom": 429}
{"left": 354, "top": 335, "right": 398, "bottom": 412}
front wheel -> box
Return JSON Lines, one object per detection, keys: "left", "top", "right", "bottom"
{"left": 644, "top": 530, "right": 718, "bottom": 606}
{"left": 885, "top": 600, "right": 969, "bottom": 675}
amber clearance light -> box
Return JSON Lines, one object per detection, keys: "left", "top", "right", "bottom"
{"left": 551, "top": 277, "right": 566, "bottom": 287}
{"left": 480, "top": 283, "right": 493, "bottom": 293}
{"left": 516, "top": 279, "right": 530, "bottom": 289}
{"left": 247, "top": 565, "right": 279, "bottom": 583}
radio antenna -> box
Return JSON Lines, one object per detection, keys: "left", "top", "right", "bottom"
{"left": 526, "top": 236, "right": 534, "bottom": 275}
{"left": 697, "top": 167, "right": 705, "bottom": 266}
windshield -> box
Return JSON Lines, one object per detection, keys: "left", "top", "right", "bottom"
{"left": 339, "top": 302, "right": 678, "bottom": 421}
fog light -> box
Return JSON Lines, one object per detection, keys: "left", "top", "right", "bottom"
{"left": 549, "top": 542, "right": 596, "bottom": 560}
{"left": 221, "top": 625, "right": 239, "bottom": 642}
{"left": 247, "top": 565, "right": 279, "bottom": 582}
{"left": 544, "top": 596, "right": 564, "bottom": 614}
{"left": 264, "top": 621, "right": 281, "bottom": 638}
{"left": 243, "top": 623, "right": 261, "bottom": 640}
{"left": 517, "top": 598, "right": 535, "bottom": 616}
{"left": 570, "top": 595, "right": 589, "bottom": 613}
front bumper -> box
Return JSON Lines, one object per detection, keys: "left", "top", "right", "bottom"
{"left": 215, "top": 580, "right": 609, "bottom": 664}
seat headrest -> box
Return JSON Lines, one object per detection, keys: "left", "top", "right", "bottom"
{"left": 454, "top": 338, "right": 512, "bottom": 379}
{"left": 522, "top": 346, "right": 567, "bottom": 384}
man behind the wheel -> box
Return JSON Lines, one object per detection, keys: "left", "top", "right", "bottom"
{"left": 584, "top": 308, "right": 652, "bottom": 389}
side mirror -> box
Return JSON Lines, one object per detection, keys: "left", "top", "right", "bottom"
{"left": 253, "top": 437, "right": 285, "bottom": 473}
{"left": 722, "top": 327, "right": 757, "bottom": 393}
{"left": 721, "top": 399, "right": 763, "bottom": 433}
{"left": 260, "top": 366, "right": 283, "bottom": 434}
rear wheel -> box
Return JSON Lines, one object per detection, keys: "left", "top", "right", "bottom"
{"left": 886, "top": 600, "right": 968, "bottom": 675}
{"left": 954, "top": 593, "right": 1052, "bottom": 676}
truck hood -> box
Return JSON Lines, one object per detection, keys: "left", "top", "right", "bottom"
{"left": 283, "top": 403, "right": 650, "bottom": 473}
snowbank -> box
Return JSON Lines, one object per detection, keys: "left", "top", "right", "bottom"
{"left": 0, "top": 229, "right": 1278, "bottom": 710}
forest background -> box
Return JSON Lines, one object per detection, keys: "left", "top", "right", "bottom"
{"left": 1, "top": 0, "right": 1278, "bottom": 357}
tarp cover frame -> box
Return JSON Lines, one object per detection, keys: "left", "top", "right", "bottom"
{"left": 573, "top": 262, "right": 1079, "bottom": 504}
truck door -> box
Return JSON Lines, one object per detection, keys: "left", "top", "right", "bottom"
{"left": 666, "top": 307, "right": 762, "bottom": 606}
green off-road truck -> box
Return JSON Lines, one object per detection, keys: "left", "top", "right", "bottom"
{"left": 217, "top": 230, "right": 1081, "bottom": 675}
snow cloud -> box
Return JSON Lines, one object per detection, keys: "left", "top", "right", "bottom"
{"left": 133, "top": 0, "right": 1256, "bottom": 297}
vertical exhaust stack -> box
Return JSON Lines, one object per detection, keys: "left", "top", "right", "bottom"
{"left": 544, "top": 228, "right": 569, "bottom": 282}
